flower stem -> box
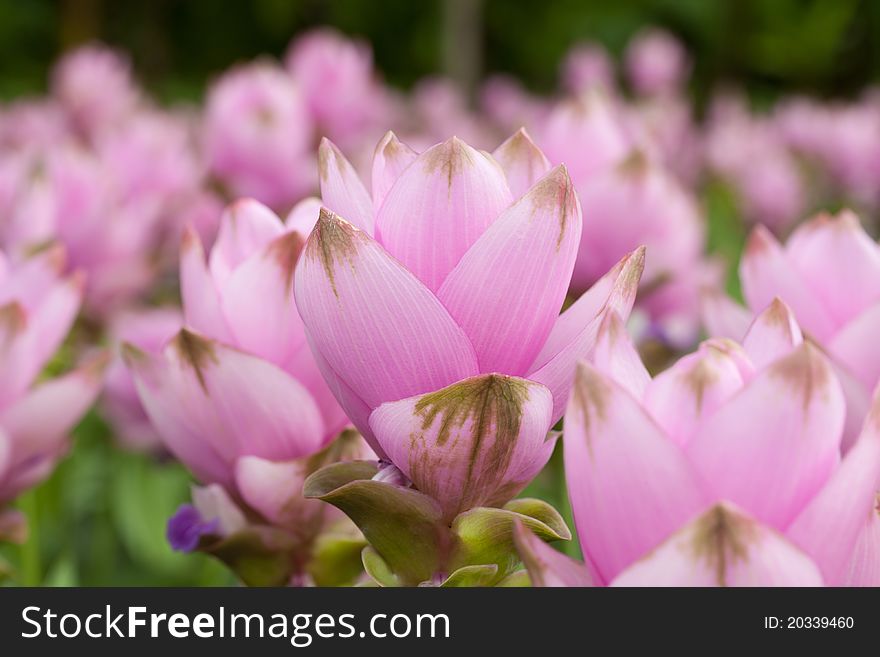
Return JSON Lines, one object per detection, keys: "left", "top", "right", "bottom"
{"left": 19, "top": 491, "right": 41, "bottom": 586}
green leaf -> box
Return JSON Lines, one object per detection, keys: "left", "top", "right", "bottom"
{"left": 502, "top": 498, "right": 571, "bottom": 540}
{"left": 495, "top": 569, "right": 531, "bottom": 587}
{"left": 308, "top": 533, "right": 367, "bottom": 587}
{"left": 361, "top": 546, "right": 399, "bottom": 587}
{"left": 449, "top": 504, "right": 571, "bottom": 581}
{"left": 304, "top": 462, "right": 452, "bottom": 586}
{"left": 440, "top": 563, "right": 499, "bottom": 587}
{"left": 206, "top": 527, "right": 297, "bottom": 587}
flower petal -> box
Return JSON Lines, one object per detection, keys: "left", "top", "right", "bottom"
{"left": 513, "top": 521, "right": 594, "bottom": 587}
{"left": 369, "top": 374, "right": 554, "bottom": 522}
{"left": 437, "top": 166, "right": 581, "bottom": 375}
{"left": 492, "top": 128, "right": 552, "bottom": 199}
{"left": 234, "top": 455, "right": 315, "bottom": 529}
{"left": 842, "top": 495, "right": 880, "bottom": 586}
{"left": 319, "top": 137, "right": 374, "bottom": 234}
{"left": 644, "top": 339, "right": 750, "bottom": 447}
{"left": 700, "top": 289, "right": 752, "bottom": 340}
{"left": 294, "top": 209, "right": 479, "bottom": 412}
{"left": 375, "top": 137, "right": 513, "bottom": 291}
{"left": 179, "top": 226, "right": 233, "bottom": 343}
{"left": 686, "top": 342, "right": 845, "bottom": 528}
{"left": 741, "top": 298, "right": 803, "bottom": 368}
{"left": 564, "top": 361, "right": 709, "bottom": 583}
{"left": 786, "top": 210, "right": 880, "bottom": 331}
{"left": 208, "top": 198, "right": 284, "bottom": 287}
{"left": 610, "top": 504, "right": 824, "bottom": 586}
{"left": 284, "top": 196, "right": 323, "bottom": 236}
{"left": 219, "top": 230, "right": 307, "bottom": 364}
{"left": 828, "top": 303, "right": 880, "bottom": 393}
{"left": 528, "top": 246, "right": 645, "bottom": 423}
{"left": 0, "top": 355, "right": 107, "bottom": 499}
{"left": 786, "top": 400, "right": 880, "bottom": 585}
{"left": 590, "top": 309, "right": 650, "bottom": 399}
{"left": 740, "top": 225, "right": 836, "bottom": 341}
{"left": 371, "top": 131, "right": 418, "bottom": 210}
{"left": 126, "top": 330, "right": 325, "bottom": 487}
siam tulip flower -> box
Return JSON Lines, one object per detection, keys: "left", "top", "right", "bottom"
{"left": 203, "top": 62, "right": 316, "bottom": 211}
{"left": 127, "top": 197, "right": 350, "bottom": 486}
{"left": 50, "top": 43, "right": 141, "bottom": 139}
{"left": 284, "top": 28, "right": 388, "bottom": 152}
{"left": 624, "top": 28, "right": 690, "bottom": 97}
{"left": 540, "top": 94, "right": 713, "bottom": 347}
{"left": 560, "top": 43, "right": 616, "bottom": 95}
{"left": 703, "top": 210, "right": 880, "bottom": 447}
{"left": 556, "top": 299, "right": 880, "bottom": 586}
{"left": 0, "top": 144, "right": 169, "bottom": 316}
{"left": 124, "top": 198, "right": 362, "bottom": 584}
{"left": 295, "top": 129, "right": 645, "bottom": 522}
{"left": 705, "top": 94, "right": 806, "bottom": 233}
{"left": 480, "top": 75, "right": 548, "bottom": 137}
{"left": 0, "top": 246, "right": 105, "bottom": 540}
{"left": 101, "top": 306, "right": 182, "bottom": 451}
{"left": 538, "top": 90, "right": 631, "bottom": 184}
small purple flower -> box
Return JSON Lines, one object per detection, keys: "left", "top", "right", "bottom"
{"left": 167, "top": 504, "right": 220, "bottom": 553}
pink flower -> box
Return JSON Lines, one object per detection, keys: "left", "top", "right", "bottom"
{"left": 0, "top": 246, "right": 103, "bottom": 508}
{"left": 203, "top": 62, "right": 316, "bottom": 210}
{"left": 703, "top": 210, "right": 880, "bottom": 448}
{"left": 125, "top": 198, "right": 349, "bottom": 493}
{"left": 102, "top": 306, "right": 182, "bottom": 451}
{"left": 295, "top": 130, "right": 645, "bottom": 521}
{"left": 50, "top": 43, "right": 141, "bottom": 138}
{"left": 562, "top": 300, "right": 880, "bottom": 586}
{"left": 624, "top": 28, "right": 690, "bottom": 96}
{"left": 285, "top": 28, "right": 388, "bottom": 151}
{"left": 538, "top": 93, "right": 713, "bottom": 345}
{"left": 560, "top": 43, "right": 616, "bottom": 95}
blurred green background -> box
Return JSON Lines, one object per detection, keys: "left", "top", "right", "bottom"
{"left": 1, "top": 0, "right": 879, "bottom": 102}
{"left": 0, "top": 0, "right": 874, "bottom": 586}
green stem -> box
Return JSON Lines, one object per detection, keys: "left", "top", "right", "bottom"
{"left": 19, "top": 491, "right": 41, "bottom": 586}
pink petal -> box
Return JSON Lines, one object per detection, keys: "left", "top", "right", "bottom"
{"left": 700, "top": 289, "right": 752, "bottom": 340}
{"left": 686, "top": 342, "right": 845, "bottom": 528}
{"left": 564, "top": 361, "right": 709, "bottom": 583}
{"left": 842, "top": 496, "right": 880, "bottom": 586}
{"left": 610, "top": 504, "right": 824, "bottom": 586}
{"left": 786, "top": 210, "right": 880, "bottom": 330}
{"left": 644, "top": 339, "right": 750, "bottom": 447}
{"left": 369, "top": 374, "right": 554, "bottom": 522}
{"left": 513, "top": 521, "right": 594, "bottom": 587}
{"left": 528, "top": 246, "right": 645, "bottom": 423}
{"left": 179, "top": 226, "right": 233, "bottom": 343}
{"left": 371, "top": 131, "right": 418, "bottom": 210}
{"left": 374, "top": 137, "right": 513, "bottom": 291}
{"left": 208, "top": 198, "right": 284, "bottom": 287}
{"left": 437, "top": 166, "right": 581, "bottom": 375}
{"left": 741, "top": 298, "right": 803, "bottom": 368}
{"left": 126, "top": 330, "right": 325, "bottom": 487}
{"left": 0, "top": 429, "right": 9, "bottom": 483}
{"left": 0, "top": 355, "right": 106, "bottom": 498}
{"left": 786, "top": 402, "right": 880, "bottom": 585}
{"left": 828, "top": 303, "right": 880, "bottom": 393}
{"left": 219, "top": 231, "right": 307, "bottom": 364}
{"left": 234, "top": 455, "right": 317, "bottom": 529}
{"left": 301, "top": 329, "right": 378, "bottom": 454}
{"left": 294, "top": 209, "right": 479, "bottom": 411}
{"left": 739, "top": 225, "right": 836, "bottom": 341}
{"left": 590, "top": 309, "right": 650, "bottom": 399}
{"left": 284, "top": 196, "right": 323, "bottom": 236}
{"left": 319, "top": 137, "right": 374, "bottom": 234}
{"left": 492, "top": 128, "right": 552, "bottom": 199}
